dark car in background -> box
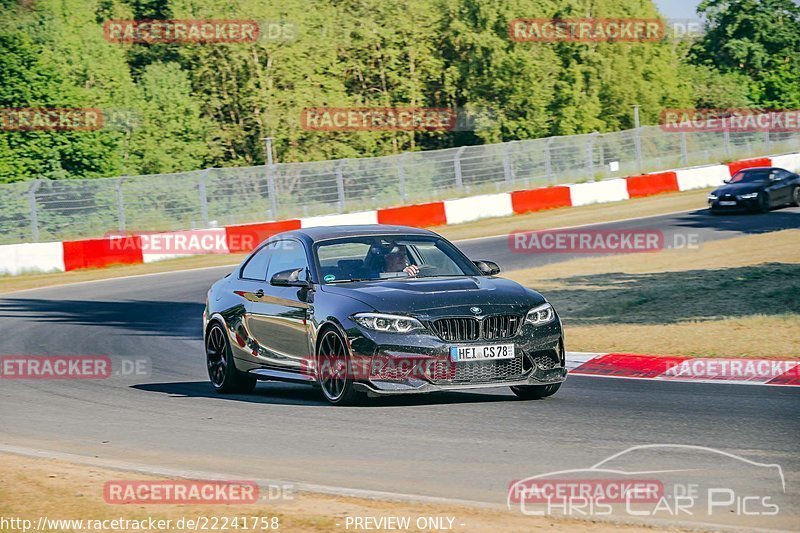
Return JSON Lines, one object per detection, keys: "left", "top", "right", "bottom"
{"left": 708, "top": 167, "right": 800, "bottom": 213}
{"left": 203, "top": 225, "right": 566, "bottom": 405}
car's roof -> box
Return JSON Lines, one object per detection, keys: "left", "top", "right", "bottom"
{"left": 736, "top": 166, "right": 782, "bottom": 172}
{"left": 273, "top": 224, "right": 440, "bottom": 243}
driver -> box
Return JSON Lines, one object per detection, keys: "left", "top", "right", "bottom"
{"left": 383, "top": 245, "right": 419, "bottom": 277}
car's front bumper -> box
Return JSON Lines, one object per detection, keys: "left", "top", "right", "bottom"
{"left": 353, "top": 366, "right": 567, "bottom": 396}
{"left": 344, "top": 316, "right": 566, "bottom": 396}
{"left": 708, "top": 198, "right": 758, "bottom": 211}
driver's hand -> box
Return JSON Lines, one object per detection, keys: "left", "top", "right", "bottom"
{"left": 403, "top": 265, "right": 420, "bottom": 277}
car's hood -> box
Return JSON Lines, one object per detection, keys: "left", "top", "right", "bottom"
{"left": 714, "top": 182, "right": 766, "bottom": 195}
{"left": 320, "top": 276, "right": 545, "bottom": 315}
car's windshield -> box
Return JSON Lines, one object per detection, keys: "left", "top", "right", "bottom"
{"left": 315, "top": 235, "right": 479, "bottom": 283}
{"left": 729, "top": 169, "right": 772, "bottom": 183}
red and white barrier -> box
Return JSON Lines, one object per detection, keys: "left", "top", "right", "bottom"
{"left": 566, "top": 352, "right": 800, "bottom": 386}
{"left": 62, "top": 236, "right": 143, "bottom": 271}
{"left": 771, "top": 153, "right": 800, "bottom": 172}
{"left": 224, "top": 219, "right": 301, "bottom": 253}
{"left": 569, "top": 178, "right": 629, "bottom": 206}
{"left": 443, "top": 193, "right": 514, "bottom": 224}
{"left": 0, "top": 242, "right": 65, "bottom": 275}
{"left": 301, "top": 210, "right": 378, "bottom": 228}
{"left": 510, "top": 186, "right": 572, "bottom": 213}
{"left": 0, "top": 153, "right": 794, "bottom": 276}
{"left": 625, "top": 171, "right": 678, "bottom": 198}
{"left": 377, "top": 202, "right": 447, "bottom": 227}
{"left": 675, "top": 164, "right": 730, "bottom": 191}
{"left": 139, "top": 228, "right": 230, "bottom": 263}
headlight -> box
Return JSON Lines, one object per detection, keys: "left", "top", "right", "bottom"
{"left": 707, "top": 194, "right": 717, "bottom": 201}
{"left": 737, "top": 192, "right": 758, "bottom": 199}
{"left": 352, "top": 313, "right": 424, "bottom": 333}
{"left": 525, "top": 303, "right": 555, "bottom": 326}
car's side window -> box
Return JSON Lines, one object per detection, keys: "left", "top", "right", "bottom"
{"left": 240, "top": 245, "right": 273, "bottom": 281}
{"left": 266, "top": 240, "right": 309, "bottom": 282}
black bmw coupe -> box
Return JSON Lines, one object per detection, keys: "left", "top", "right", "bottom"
{"left": 203, "top": 225, "right": 566, "bottom": 405}
{"left": 708, "top": 167, "right": 800, "bottom": 213}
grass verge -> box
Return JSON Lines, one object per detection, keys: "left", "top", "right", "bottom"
{"left": 0, "top": 452, "right": 669, "bottom": 533}
{"left": 505, "top": 230, "right": 800, "bottom": 357}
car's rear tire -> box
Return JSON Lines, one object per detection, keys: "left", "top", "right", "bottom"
{"left": 206, "top": 322, "right": 257, "bottom": 394}
{"left": 510, "top": 382, "right": 561, "bottom": 400}
{"left": 792, "top": 187, "right": 800, "bottom": 207}
{"left": 316, "top": 328, "right": 365, "bottom": 406}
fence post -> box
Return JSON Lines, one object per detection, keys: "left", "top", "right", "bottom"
{"left": 679, "top": 131, "right": 688, "bottom": 166}
{"left": 544, "top": 137, "right": 554, "bottom": 184}
{"left": 723, "top": 125, "right": 731, "bottom": 158}
{"left": 264, "top": 137, "right": 279, "bottom": 218}
{"left": 27, "top": 180, "right": 41, "bottom": 242}
{"left": 503, "top": 141, "right": 515, "bottom": 185}
{"left": 454, "top": 146, "right": 467, "bottom": 189}
{"left": 266, "top": 167, "right": 278, "bottom": 219}
{"left": 587, "top": 133, "right": 599, "bottom": 180}
{"left": 336, "top": 160, "right": 346, "bottom": 212}
{"left": 764, "top": 128, "right": 771, "bottom": 151}
{"left": 199, "top": 170, "right": 209, "bottom": 228}
{"left": 634, "top": 105, "right": 643, "bottom": 173}
{"left": 396, "top": 154, "right": 407, "bottom": 204}
{"left": 116, "top": 177, "right": 126, "bottom": 231}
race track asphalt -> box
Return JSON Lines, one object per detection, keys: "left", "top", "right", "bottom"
{"left": 1, "top": 206, "right": 798, "bottom": 529}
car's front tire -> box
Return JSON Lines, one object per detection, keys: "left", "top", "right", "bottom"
{"left": 792, "top": 186, "right": 800, "bottom": 207}
{"left": 206, "top": 322, "right": 257, "bottom": 394}
{"left": 316, "top": 328, "right": 365, "bottom": 406}
{"left": 755, "top": 192, "right": 770, "bottom": 213}
{"left": 510, "top": 382, "right": 561, "bottom": 400}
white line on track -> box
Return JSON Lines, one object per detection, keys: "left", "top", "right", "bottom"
{"left": 0, "top": 443, "right": 499, "bottom": 508}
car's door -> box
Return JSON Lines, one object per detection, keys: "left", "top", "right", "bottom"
{"left": 228, "top": 242, "right": 275, "bottom": 369}
{"left": 770, "top": 170, "right": 794, "bottom": 204}
{"left": 246, "top": 239, "right": 313, "bottom": 372}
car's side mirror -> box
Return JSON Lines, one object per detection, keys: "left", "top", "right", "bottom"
{"left": 473, "top": 260, "right": 501, "bottom": 276}
{"left": 722, "top": 179, "right": 730, "bottom": 184}
{"left": 270, "top": 268, "right": 311, "bottom": 287}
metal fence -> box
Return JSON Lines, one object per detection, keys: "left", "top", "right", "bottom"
{"left": 1, "top": 119, "right": 799, "bottom": 244}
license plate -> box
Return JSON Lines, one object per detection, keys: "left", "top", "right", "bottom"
{"left": 719, "top": 201, "right": 737, "bottom": 206}
{"left": 450, "top": 344, "right": 514, "bottom": 362}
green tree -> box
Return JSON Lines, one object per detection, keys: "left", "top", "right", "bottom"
{"left": 691, "top": 0, "right": 800, "bottom": 108}
{"left": 128, "top": 62, "right": 215, "bottom": 174}
{"left": 0, "top": 29, "right": 122, "bottom": 182}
